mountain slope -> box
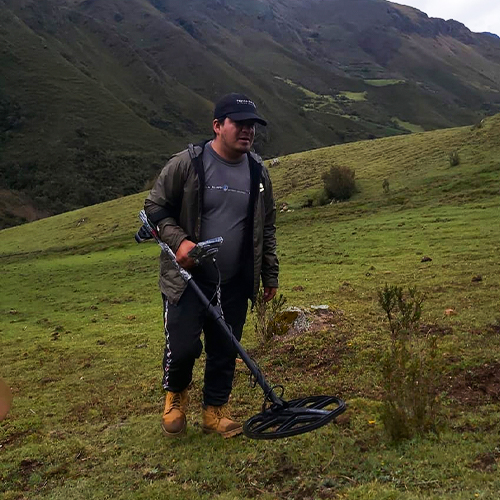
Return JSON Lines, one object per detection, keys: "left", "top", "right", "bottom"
{"left": 1, "top": 0, "right": 500, "bottom": 227}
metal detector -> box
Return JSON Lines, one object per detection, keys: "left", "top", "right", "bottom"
{"left": 136, "top": 210, "right": 346, "bottom": 439}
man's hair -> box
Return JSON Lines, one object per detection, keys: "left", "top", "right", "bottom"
{"left": 213, "top": 117, "right": 226, "bottom": 137}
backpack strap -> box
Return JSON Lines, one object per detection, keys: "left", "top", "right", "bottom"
{"left": 188, "top": 141, "right": 210, "bottom": 240}
{"left": 188, "top": 143, "right": 197, "bottom": 160}
{"left": 188, "top": 141, "right": 209, "bottom": 184}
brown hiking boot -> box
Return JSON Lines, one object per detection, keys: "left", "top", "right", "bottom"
{"left": 161, "top": 389, "right": 188, "bottom": 437}
{"left": 202, "top": 404, "right": 243, "bottom": 438}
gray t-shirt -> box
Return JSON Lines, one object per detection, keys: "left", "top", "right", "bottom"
{"left": 198, "top": 142, "right": 251, "bottom": 283}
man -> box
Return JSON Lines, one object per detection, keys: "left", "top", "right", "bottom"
{"left": 144, "top": 93, "right": 279, "bottom": 438}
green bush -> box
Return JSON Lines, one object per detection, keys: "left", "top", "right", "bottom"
{"left": 313, "top": 189, "right": 330, "bottom": 207}
{"left": 321, "top": 165, "right": 356, "bottom": 201}
{"left": 378, "top": 285, "right": 441, "bottom": 442}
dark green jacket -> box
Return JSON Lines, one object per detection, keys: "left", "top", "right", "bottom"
{"left": 144, "top": 142, "right": 279, "bottom": 304}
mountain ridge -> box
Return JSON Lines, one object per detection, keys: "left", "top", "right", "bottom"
{"left": 1, "top": 0, "right": 500, "bottom": 227}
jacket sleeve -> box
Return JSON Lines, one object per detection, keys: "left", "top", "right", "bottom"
{"left": 261, "top": 166, "right": 279, "bottom": 288}
{"left": 144, "top": 154, "right": 189, "bottom": 253}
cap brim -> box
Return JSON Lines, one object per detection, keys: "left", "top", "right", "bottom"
{"left": 227, "top": 112, "right": 267, "bottom": 126}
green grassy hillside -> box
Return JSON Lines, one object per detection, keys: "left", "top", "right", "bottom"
{"left": 1, "top": 115, "right": 500, "bottom": 499}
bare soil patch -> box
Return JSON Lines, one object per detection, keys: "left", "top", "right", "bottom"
{"left": 471, "top": 450, "right": 500, "bottom": 472}
{"left": 445, "top": 362, "right": 500, "bottom": 404}
{"left": 250, "top": 309, "right": 354, "bottom": 388}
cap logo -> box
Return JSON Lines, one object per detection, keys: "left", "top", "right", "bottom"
{"left": 236, "top": 99, "right": 256, "bottom": 108}
{"left": 213, "top": 93, "right": 267, "bottom": 125}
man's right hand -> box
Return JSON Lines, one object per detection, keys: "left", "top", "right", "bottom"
{"left": 176, "top": 239, "right": 197, "bottom": 269}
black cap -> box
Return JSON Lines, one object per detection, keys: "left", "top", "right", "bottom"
{"left": 214, "top": 93, "right": 267, "bottom": 126}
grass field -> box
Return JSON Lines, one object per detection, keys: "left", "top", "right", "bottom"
{"left": 364, "top": 80, "right": 406, "bottom": 87}
{"left": 1, "top": 115, "right": 500, "bottom": 499}
{"left": 391, "top": 118, "right": 425, "bottom": 134}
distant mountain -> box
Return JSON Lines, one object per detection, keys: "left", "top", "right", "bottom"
{"left": 1, "top": 0, "right": 500, "bottom": 227}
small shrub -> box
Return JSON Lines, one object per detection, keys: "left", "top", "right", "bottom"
{"left": 378, "top": 285, "right": 440, "bottom": 442}
{"left": 253, "top": 290, "right": 287, "bottom": 344}
{"left": 321, "top": 165, "right": 356, "bottom": 201}
{"left": 449, "top": 150, "right": 460, "bottom": 167}
{"left": 313, "top": 189, "right": 330, "bottom": 206}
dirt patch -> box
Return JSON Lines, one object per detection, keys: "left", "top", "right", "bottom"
{"left": 471, "top": 450, "right": 500, "bottom": 471}
{"left": 277, "top": 308, "right": 348, "bottom": 341}
{"left": 445, "top": 362, "right": 500, "bottom": 404}
{"left": 18, "top": 458, "right": 44, "bottom": 478}
{"left": 0, "top": 429, "right": 30, "bottom": 447}
{"left": 263, "top": 453, "right": 300, "bottom": 487}
{"left": 250, "top": 309, "right": 353, "bottom": 388}
{"left": 486, "top": 321, "right": 500, "bottom": 334}
{"left": 283, "top": 332, "right": 350, "bottom": 373}
{"left": 419, "top": 322, "right": 453, "bottom": 336}
{"left": 309, "top": 308, "right": 348, "bottom": 332}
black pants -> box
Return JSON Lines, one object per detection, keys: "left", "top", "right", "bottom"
{"left": 162, "top": 278, "right": 248, "bottom": 406}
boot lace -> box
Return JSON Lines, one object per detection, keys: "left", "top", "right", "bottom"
{"left": 214, "top": 405, "right": 231, "bottom": 419}
{"left": 168, "top": 392, "right": 182, "bottom": 411}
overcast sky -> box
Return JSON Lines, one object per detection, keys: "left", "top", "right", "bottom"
{"left": 394, "top": 1, "right": 500, "bottom": 36}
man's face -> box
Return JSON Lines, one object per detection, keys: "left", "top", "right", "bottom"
{"left": 213, "top": 117, "right": 256, "bottom": 158}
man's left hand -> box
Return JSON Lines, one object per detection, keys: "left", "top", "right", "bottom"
{"left": 263, "top": 287, "right": 278, "bottom": 302}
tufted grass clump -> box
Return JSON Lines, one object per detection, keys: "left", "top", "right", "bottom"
{"left": 253, "top": 290, "right": 287, "bottom": 344}
{"left": 449, "top": 150, "right": 460, "bottom": 166}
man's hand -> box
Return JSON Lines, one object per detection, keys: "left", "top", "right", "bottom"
{"left": 263, "top": 287, "right": 278, "bottom": 302}
{"left": 176, "top": 239, "right": 197, "bottom": 269}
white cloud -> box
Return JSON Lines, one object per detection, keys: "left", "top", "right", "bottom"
{"left": 394, "top": 0, "right": 500, "bottom": 36}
